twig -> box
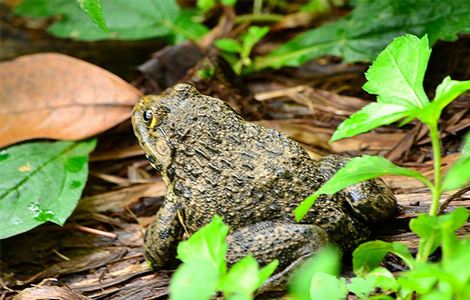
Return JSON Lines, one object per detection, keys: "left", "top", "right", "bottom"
{"left": 52, "top": 249, "right": 70, "bottom": 261}
{"left": 75, "top": 225, "right": 117, "bottom": 239}
{"left": 438, "top": 184, "right": 470, "bottom": 214}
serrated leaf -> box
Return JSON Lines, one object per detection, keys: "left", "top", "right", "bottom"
{"left": 176, "top": 215, "right": 228, "bottom": 275}
{"left": 363, "top": 35, "right": 430, "bottom": 109}
{"left": 15, "top": 0, "right": 207, "bottom": 41}
{"left": 330, "top": 35, "right": 432, "bottom": 142}
{"left": 0, "top": 139, "right": 96, "bottom": 239}
{"left": 215, "top": 39, "right": 242, "bottom": 53}
{"left": 352, "top": 241, "right": 414, "bottom": 276}
{"left": 169, "top": 258, "right": 219, "bottom": 300}
{"left": 443, "top": 132, "right": 470, "bottom": 191}
{"left": 330, "top": 103, "right": 411, "bottom": 142}
{"left": 78, "top": 0, "right": 108, "bottom": 32}
{"left": 253, "top": 0, "right": 470, "bottom": 70}
{"left": 295, "top": 155, "right": 431, "bottom": 221}
{"left": 433, "top": 77, "right": 470, "bottom": 112}
{"left": 289, "top": 246, "right": 341, "bottom": 300}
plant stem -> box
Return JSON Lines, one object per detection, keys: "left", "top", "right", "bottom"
{"left": 253, "top": 0, "right": 263, "bottom": 15}
{"left": 428, "top": 122, "right": 442, "bottom": 216}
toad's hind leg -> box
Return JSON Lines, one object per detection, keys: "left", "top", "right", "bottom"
{"left": 317, "top": 155, "right": 398, "bottom": 224}
{"left": 225, "top": 221, "right": 329, "bottom": 293}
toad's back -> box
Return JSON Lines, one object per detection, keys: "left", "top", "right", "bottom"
{"left": 133, "top": 84, "right": 397, "bottom": 255}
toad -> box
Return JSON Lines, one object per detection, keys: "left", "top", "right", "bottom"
{"left": 132, "top": 83, "right": 397, "bottom": 290}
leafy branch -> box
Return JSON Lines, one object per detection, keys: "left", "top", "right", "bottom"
{"left": 293, "top": 34, "right": 470, "bottom": 299}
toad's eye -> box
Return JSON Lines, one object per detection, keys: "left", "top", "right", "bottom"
{"left": 143, "top": 110, "right": 153, "bottom": 122}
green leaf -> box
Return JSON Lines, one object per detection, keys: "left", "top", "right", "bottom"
{"left": 441, "top": 238, "right": 470, "bottom": 292}
{"left": 241, "top": 26, "right": 270, "bottom": 59}
{"left": 0, "top": 139, "right": 96, "bottom": 239}
{"left": 295, "top": 155, "right": 431, "bottom": 221}
{"left": 257, "top": 259, "right": 279, "bottom": 287}
{"left": 432, "top": 77, "right": 470, "bottom": 113}
{"left": 330, "top": 34, "right": 432, "bottom": 142}
{"left": 397, "top": 263, "right": 441, "bottom": 297}
{"left": 215, "top": 39, "right": 242, "bottom": 53}
{"left": 221, "top": 0, "right": 237, "bottom": 6}
{"left": 443, "top": 132, "right": 470, "bottom": 191}
{"left": 169, "top": 258, "right": 219, "bottom": 300}
{"left": 363, "top": 35, "right": 430, "bottom": 109}
{"left": 253, "top": 0, "right": 470, "bottom": 70}
{"left": 330, "top": 103, "right": 412, "bottom": 142}
{"left": 310, "top": 273, "right": 347, "bottom": 300}
{"left": 197, "top": 0, "right": 216, "bottom": 11}
{"left": 410, "top": 208, "right": 469, "bottom": 261}
{"left": 15, "top": 0, "right": 207, "bottom": 41}
{"left": 353, "top": 241, "right": 414, "bottom": 276}
{"left": 176, "top": 215, "right": 228, "bottom": 275}
{"left": 347, "top": 276, "right": 377, "bottom": 298}
{"left": 219, "top": 257, "right": 278, "bottom": 299}
{"left": 77, "top": 0, "right": 108, "bottom": 32}
{"left": 288, "top": 246, "right": 341, "bottom": 300}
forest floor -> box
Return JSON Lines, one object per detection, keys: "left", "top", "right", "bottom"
{"left": 1, "top": 5, "right": 469, "bottom": 300}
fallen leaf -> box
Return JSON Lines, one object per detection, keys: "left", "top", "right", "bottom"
{"left": 0, "top": 53, "right": 142, "bottom": 148}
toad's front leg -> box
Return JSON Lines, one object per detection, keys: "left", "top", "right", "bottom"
{"left": 144, "top": 200, "right": 184, "bottom": 268}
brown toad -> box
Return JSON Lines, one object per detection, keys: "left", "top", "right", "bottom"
{"left": 132, "top": 83, "right": 397, "bottom": 289}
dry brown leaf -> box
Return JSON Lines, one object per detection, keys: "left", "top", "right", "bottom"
{"left": 0, "top": 53, "right": 142, "bottom": 148}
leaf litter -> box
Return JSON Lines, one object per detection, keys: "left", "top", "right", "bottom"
{"left": 1, "top": 9, "right": 470, "bottom": 300}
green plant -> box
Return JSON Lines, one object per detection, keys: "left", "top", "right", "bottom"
{"left": 197, "top": 0, "right": 237, "bottom": 11}
{"left": 0, "top": 139, "right": 96, "bottom": 239}
{"left": 15, "top": 0, "right": 208, "bottom": 42}
{"left": 254, "top": 0, "right": 470, "bottom": 70}
{"left": 292, "top": 34, "right": 470, "bottom": 299}
{"left": 169, "top": 215, "right": 278, "bottom": 300}
{"left": 77, "top": 0, "right": 108, "bottom": 32}
{"left": 215, "top": 26, "right": 269, "bottom": 75}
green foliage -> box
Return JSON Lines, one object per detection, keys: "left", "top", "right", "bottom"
{"left": 219, "top": 256, "right": 278, "bottom": 300}
{"left": 197, "top": 0, "right": 236, "bottom": 11}
{"left": 0, "top": 139, "right": 96, "bottom": 239}
{"left": 353, "top": 241, "right": 415, "bottom": 276}
{"left": 294, "top": 155, "right": 432, "bottom": 221}
{"left": 443, "top": 132, "right": 470, "bottom": 191}
{"left": 347, "top": 267, "right": 398, "bottom": 299}
{"left": 332, "top": 34, "right": 432, "bottom": 141}
{"left": 296, "top": 35, "right": 470, "bottom": 220}
{"left": 300, "top": 0, "right": 332, "bottom": 13}
{"left": 77, "top": 0, "right": 108, "bottom": 32}
{"left": 253, "top": 0, "right": 470, "bottom": 70}
{"left": 290, "top": 210, "right": 469, "bottom": 300}
{"left": 169, "top": 216, "right": 278, "bottom": 300}
{"left": 293, "top": 33, "right": 470, "bottom": 300}
{"left": 15, "top": 0, "right": 208, "bottom": 41}
{"left": 197, "top": 0, "right": 216, "bottom": 11}
{"left": 215, "top": 26, "right": 269, "bottom": 74}
{"left": 288, "top": 246, "right": 347, "bottom": 300}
